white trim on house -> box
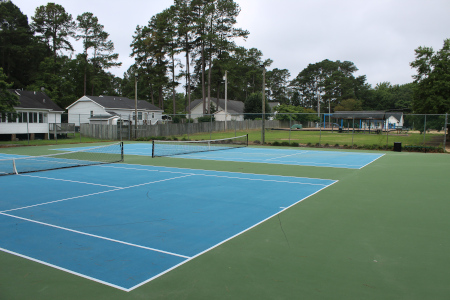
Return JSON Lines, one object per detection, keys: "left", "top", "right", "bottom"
{"left": 0, "top": 90, "right": 64, "bottom": 139}
{"left": 67, "top": 95, "right": 163, "bottom": 126}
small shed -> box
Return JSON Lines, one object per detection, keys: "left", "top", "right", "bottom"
{"left": 332, "top": 111, "right": 387, "bottom": 130}
{"left": 88, "top": 115, "right": 121, "bottom": 125}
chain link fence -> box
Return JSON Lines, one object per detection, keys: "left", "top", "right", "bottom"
{"left": 1, "top": 112, "right": 448, "bottom": 152}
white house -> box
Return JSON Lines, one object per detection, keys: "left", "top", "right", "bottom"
{"left": 0, "top": 90, "right": 64, "bottom": 140}
{"left": 67, "top": 95, "right": 163, "bottom": 126}
{"left": 385, "top": 112, "right": 404, "bottom": 129}
{"left": 187, "top": 98, "right": 244, "bottom": 121}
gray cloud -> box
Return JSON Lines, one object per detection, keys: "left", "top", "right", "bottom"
{"left": 11, "top": 0, "right": 450, "bottom": 87}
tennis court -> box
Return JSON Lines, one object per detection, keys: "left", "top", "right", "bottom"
{"left": 1, "top": 141, "right": 450, "bottom": 300}
{"left": 56, "top": 143, "right": 384, "bottom": 169}
{"left": 0, "top": 161, "right": 336, "bottom": 291}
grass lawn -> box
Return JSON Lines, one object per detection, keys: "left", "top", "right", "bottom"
{"left": 0, "top": 133, "right": 110, "bottom": 147}
{"left": 169, "top": 128, "right": 445, "bottom": 149}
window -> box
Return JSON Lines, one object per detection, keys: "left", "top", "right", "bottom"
{"left": 152, "top": 113, "right": 155, "bottom": 119}
{"left": 22, "top": 112, "right": 28, "bottom": 123}
{"left": 90, "top": 111, "right": 94, "bottom": 117}
{"left": 138, "top": 112, "right": 142, "bottom": 120}
{"left": 32, "top": 112, "right": 38, "bottom": 123}
{"left": 39, "top": 113, "right": 44, "bottom": 123}
{"left": 7, "top": 113, "right": 16, "bottom": 123}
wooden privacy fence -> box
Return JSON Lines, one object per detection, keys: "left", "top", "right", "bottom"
{"left": 80, "top": 120, "right": 285, "bottom": 140}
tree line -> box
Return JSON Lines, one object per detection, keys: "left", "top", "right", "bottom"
{"left": 1, "top": 0, "right": 449, "bottom": 116}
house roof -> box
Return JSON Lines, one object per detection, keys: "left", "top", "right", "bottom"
{"left": 387, "top": 112, "right": 403, "bottom": 121}
{"left": 89, "top": 115, "right": 120, "bottom": 120}
{"left": 188, "top": 98, "right": 244, "bottom": 114}
{"left": 9, "top": 89, "right": 64, "bottom": 112}
{"left": 332, "top": 111, "right": 388, "bottom": 120}
{"left": 67, "top": 95, "right": 163, "bottom": 111}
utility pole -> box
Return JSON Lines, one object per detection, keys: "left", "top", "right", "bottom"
{"left": 224, "top": 70, "right": 228, "bottom": 130}
{"left": 134, "top": 72, "right": 138, "bottom": 139}
{"left": 261, "top": 65, "right": 266, "bottom": 145}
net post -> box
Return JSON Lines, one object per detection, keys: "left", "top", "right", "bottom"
{"left": 246, "top": 134, "right": 248, "bottom": 146}
{"left": 152, "top": 140, "right": 155, "bottom": 158}
{"left": 120, "top": 142, "right": 124, "bottom": 161}
{"left": 13, "top": 159, "right": 18, "bottom": 175}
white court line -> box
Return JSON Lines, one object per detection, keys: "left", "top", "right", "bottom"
{"left": 0, "top": 213, "right": 191, "bottom": 259}
{"left": 127, "top": 179, "right": 339, "bottom": 291}
{"left": 358, "top": 153, "right": 386, "bottom": 169}
{"left": 101, "top": 164, "right": 332, "bottom": 185}
{"left": 1, "top": 189, "right": 122, "bottom": 213}
{"left": 19, "top": 174, "right": 122, "bottom": 189}
{"left": 101, "top": 163, "right": 338, "bottom": 181}
{"left": 196, "top": 174, "right": 330, "bottom": 186}
{"left": 263, "top": 152, "right": 308, "bottom": 161}
{"left": 0, "top": 247, "right": 129, "bottom": 292}
{"left": 172, "top": 155, "right": 365, "bottom": 169}
{"left": 1, "top": 174, "right": 194, "bottom": 213}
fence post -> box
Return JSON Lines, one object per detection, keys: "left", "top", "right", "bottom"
{"left": 444, "top": 113, "right": 448, "bottom": 152}
{"left": 26, "top": 114, "right": 30, "bottom": 145}
{"left": 352, "top": 117, "right": 355, "bottom": 148}
{"left": 319, "top": 115, "right": 322, "bottom": 147}
{"left": 386, "top": 117, "right": 389, "bottom": 149}
{"left": 423, "top": 114, "right": 427, "bottom": 144}
{"left": 54, "top": 114, "right": 57, "bottom": 143}
{"left": 289, "top": 117, "right": 291, "bottom": 143}
{"left": 79, "top": 115, "right": 81, "bottom": 142}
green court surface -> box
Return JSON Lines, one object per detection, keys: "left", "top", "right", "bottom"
{"left": 1, "top": 143, "right": 449, "bottom": 300}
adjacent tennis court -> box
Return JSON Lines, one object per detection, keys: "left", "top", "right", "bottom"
{"left": 55, "top": 142, "right": 384, "bottom": 169}
{"left": 0, "top": 162, "right": 336, "bottom": 291}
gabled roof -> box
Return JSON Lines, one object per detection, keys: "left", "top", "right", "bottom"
{"left": 332, "top": 111, "right": 404, "bottom": 120}
{"left": 332, "top": 111, "right": 387, "bottom": 120}
{"left": 187, "top": 98, "right": 244, "bottom": 114}
{"left": 8, "top": 89, "right": 64, "bottom": 112}
{"left": 386, "top": 112, "right": 403, "bottom": 121}
{"left": 67, "top": 95, "right": 163, "bottom": 111}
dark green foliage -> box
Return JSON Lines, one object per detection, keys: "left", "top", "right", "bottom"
{"left": 410, "top": 39, "right": 450, "bottom": 114}
{"left": 244, "top": 92, "right": 271, "bottom": 120}
{"left": 0, "top": 68, "right": 19, "bottom": 113}
{"left": 197, "top": 115, "right": 215, "bottom": 122}
{"left": 403, "top": 145, "right": 445, "bottom": 153}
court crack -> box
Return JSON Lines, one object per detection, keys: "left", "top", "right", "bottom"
{"left": 277, "top": 214, "right": 290, "bottom": 248}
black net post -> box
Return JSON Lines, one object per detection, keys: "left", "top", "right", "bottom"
{"left": 152, "top": 140, "right": 155, "bottom": 158}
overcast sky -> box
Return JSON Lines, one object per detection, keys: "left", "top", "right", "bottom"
{"left": 11, "top": 0, "right": 450, "bottom": 87}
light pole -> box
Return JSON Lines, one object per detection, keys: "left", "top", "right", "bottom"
{"left": 134, "top": 72, "right": 138, "bottom": 139}
{"left": 224, "top": 70, "right": 228, "bottom": 130}
{"left": 261, "top": 65, "right": 266, "bottom": 145}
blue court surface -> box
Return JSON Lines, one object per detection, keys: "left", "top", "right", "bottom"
{"left": 56, "top": 144, "right": 384, "bottom": 169}
{"left": 0, "top": 163, "right": 337, "bottom": 291}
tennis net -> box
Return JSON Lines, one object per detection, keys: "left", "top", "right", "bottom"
{"left": 0, "top": 142, "right": 123, "bottom": 176}
{"left": 152, "top": 134, "right": 248, "bottom": 157}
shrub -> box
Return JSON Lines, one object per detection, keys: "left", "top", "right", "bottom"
{"left": 291, "top": 142, "right": 299, "bottom": 147}
{"left": 254, "top": 140, "right": 260, "bottom": 144}
{"left": 281, "top": 141, "right": 290, "bottom": 146}
{"left": 272, "top": 141, "right": 280, "bottom": 146}
{"left": 197, "top": 116, "right": 215, "bottom": 122}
